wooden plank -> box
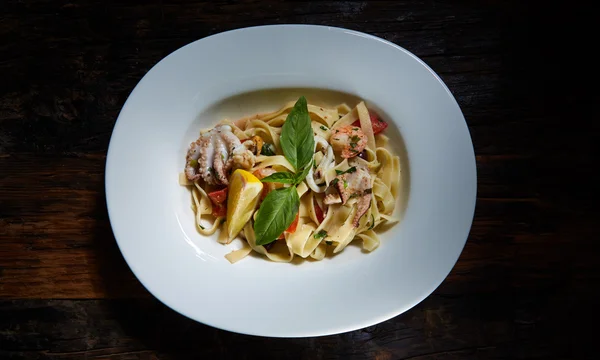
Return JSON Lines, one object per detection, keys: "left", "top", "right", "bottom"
{"left": 1, "top": 291, "right": 592, "bottom": 359}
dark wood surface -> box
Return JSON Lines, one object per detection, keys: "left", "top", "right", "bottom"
{"left": 1, "top": 1, "right": 597, "bottom": 359}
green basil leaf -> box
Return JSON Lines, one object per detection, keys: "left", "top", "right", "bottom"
{"left": 280, "top": 96, "right": 315, "bottom": 171}
{"left": 261, "top": 172, "right": 296, "bottom": 184}
{"left": 254, "top": 187, "right": 300, "bottom": 246}
{"left": 294, "top": 160, "right": 313, "bottom": 185}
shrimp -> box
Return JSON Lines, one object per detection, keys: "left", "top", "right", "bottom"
{"left": 329, "top": 125, "right": 367, "bottom": 159}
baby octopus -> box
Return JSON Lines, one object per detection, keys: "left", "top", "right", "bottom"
{"left": 185, "top": 125, "right": 260, "bottom": 185}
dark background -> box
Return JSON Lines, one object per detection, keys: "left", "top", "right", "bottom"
{"left": 1, "top": 1, "right": 597, "bottom": 359}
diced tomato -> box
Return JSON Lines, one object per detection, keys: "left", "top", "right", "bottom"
{"left": 207, "top": 188, "right": 227, "bottom": 217}
{"left": 277, "top": 213, "right": 299, "bottom": 240}
{"left": 351, "top": 111, "right": 389, "bottom": 135}
{"left": 211, "top": 203, "right": 226, "bottom": 217}
{"left": 286, "top": 213, "right": 299, "bottom": 233}
{"left": 370, "top": 112, "right": 389, "bottom": 134}
{"left": 208, "top": 187, "right": 228, "bottom": 204}
{"left": 314, "top": 198, "right": 324, "bottom": 223}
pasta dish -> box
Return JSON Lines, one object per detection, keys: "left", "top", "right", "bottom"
{"left": 179, "top": 96, "right": 401, "bottom": 263}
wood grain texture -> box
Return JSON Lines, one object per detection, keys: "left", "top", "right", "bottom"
{"left": 0, "top": 291, "right": 594, "bottom": 360}
{"left": 0, "top": 0, "right": 597, "bottom": 359}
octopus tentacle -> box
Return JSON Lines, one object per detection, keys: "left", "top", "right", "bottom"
{"left": 185, "top": 124, "right": 257, "bottom": 185}
{"left": 213, "top": 136, "right": 229, "bottom": 185}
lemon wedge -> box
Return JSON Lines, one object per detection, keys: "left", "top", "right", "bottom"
{"left": 226, "top": 169, "right": 264, "bottom": 241}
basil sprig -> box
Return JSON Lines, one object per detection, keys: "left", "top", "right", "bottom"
{"left": 260, "top": 160, "right": 313, "bottom": 185}
{"left": 254, "top": 97, "right": 315, "bottom": 246}
{"left": 280, "top": 96, "right": 315, "bottom": 171}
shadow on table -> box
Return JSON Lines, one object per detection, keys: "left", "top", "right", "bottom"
{"left": 89, "top": 185, "right": 320, "bottom": 357}
{"left": 90, "top": 188, "right": 147, "bottom": 299}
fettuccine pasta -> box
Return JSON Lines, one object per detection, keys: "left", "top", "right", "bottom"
{"left": 180, "top": 98, "right": 402, "bottom": 263}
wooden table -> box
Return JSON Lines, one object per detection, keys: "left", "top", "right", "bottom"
{"left": 1, "top": 1, "right": 597, "bottom": 359}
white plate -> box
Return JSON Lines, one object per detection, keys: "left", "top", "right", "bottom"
{"left": 106, "top": 25, "right": 476, "bottom": 337}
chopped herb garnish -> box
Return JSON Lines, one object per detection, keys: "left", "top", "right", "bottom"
{"left": 368, "top": 215, "right": 375, "bottom": 230}
{"left": 331, "top": 178, "right": 339, "bottom": 186}
{"left": 353, "top": 127, "right": 360, "bottom": 131}
{"left": 199, "top": 224, "right": 205, "bottom": 230}
{"left": 189, "top": 159, "right": 198, "bottom": 168}
{"left": 320, "top": 125, "right": 328, "bottom": 131}
{"left": 335, "top": 166, "right": 357, "bottom": 175}
{"left": 314, "top": 230, "right": 328, "bottom": 239}
{"left": 350, "top": 142, "right": 357, "bottom": 148}
{"left": 351, "top": 135, "right": 360, "bottom": 143}
{"left": 325, "top": 240, "right": 333, "bottom": 246}
{"left": 343, "top": 180, "right": 348, "bottom": 189}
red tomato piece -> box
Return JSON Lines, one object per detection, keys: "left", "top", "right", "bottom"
{"left": 314, "top": 198, "right": 324, "bottom": 223}
{"left": 351, "top": 111, "right": 389, "bottom": 135}
{"left": 208, "top": 187, "right": 228, "bottom": 204}
{"left": 207, "top": 187, "right": 227, "bottom": 217}
{"left": 211, "top": 203, "right": 226, "bottom": 217}
{"left": 286, "top": 213, "right": 299, "bottom": 233}
{"left": 278, "top": 213, "right": 299, "bottom": 240}
{"left": 370, "top": 112, "right": 388, "bottom": 134}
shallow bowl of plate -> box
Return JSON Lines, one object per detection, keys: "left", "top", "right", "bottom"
{"left": 105, "top": 24, "right": 476, "bottom": 337}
